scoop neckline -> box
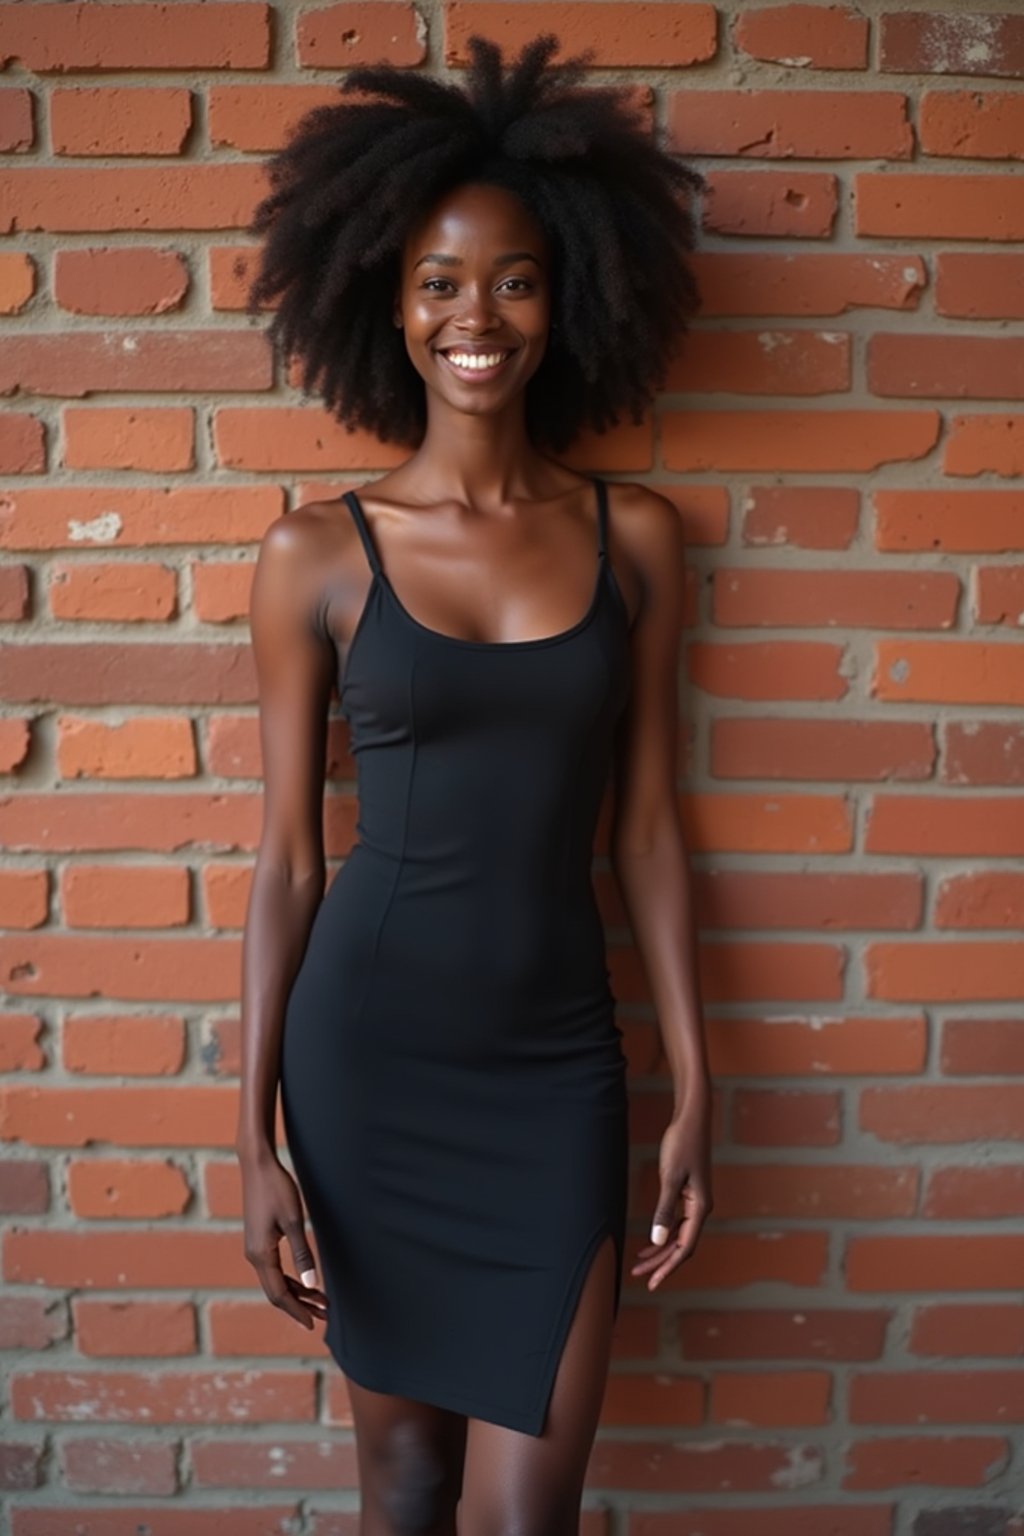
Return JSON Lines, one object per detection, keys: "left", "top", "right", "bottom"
{"left": 349, "top": 485, "right": 608, "bottom": 652}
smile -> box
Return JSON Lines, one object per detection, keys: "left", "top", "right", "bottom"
{"left": 437, "top": 348, "right": 516, "bottom": 380}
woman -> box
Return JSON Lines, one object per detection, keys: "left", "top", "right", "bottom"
{"left": 235, "top": 33, "right": 712, "bottom": 1533}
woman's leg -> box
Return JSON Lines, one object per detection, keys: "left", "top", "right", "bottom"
{"left": 456, "top": 1233, "right": 617, "bottom": 1536}
{"left": 347, "top": 1378, "right": 468, "bottom": 1536}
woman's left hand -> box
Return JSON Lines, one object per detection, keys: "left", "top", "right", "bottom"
{"left": 631, "top": 1100, "right": 713, "bottom": 1291}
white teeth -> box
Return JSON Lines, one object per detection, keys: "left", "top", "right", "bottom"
{"left": 444, "top": 351, "right": 508, "bottom": 371}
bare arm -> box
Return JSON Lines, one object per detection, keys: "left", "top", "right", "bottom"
{"left": 234, "top": 509, "right": 335, "bottom": 1326}
{"left": 608, "top": 486, "right": 712, "bottom": 1289}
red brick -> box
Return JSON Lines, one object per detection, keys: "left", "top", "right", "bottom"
{"left": 688, "top": 794, "right": 853, "bottom": 855}
{"left": 742, "top": 484, "right": 859, "bottom": 548}
{"left": 9, "top": 1511, "right": 300, "bottom": 1536}
{"left": 688, "top": 640, "right": 847, "bottom": 700}
{"left": 191, "top": 1434, "right": 358, "bottom": 1487}
{"left": 874, "top": 641, "right": 1024, "bottom": 706}
{"left": 704, "top": 169, "right": 838, "bottom": 237}
{"left": 678, "top": 1307, "right": 890, "bottom": 1361}
{"left": 710, "top": 1012, "right": 926, "bottom": 1074}
{"left": 976, "top": 560, "right": 1024, "bottom": 626}
{"left": 629, "top": 1512, "right": 892, "bottom": 1536}
{"left": 0, "top": 1158, "right": 48, "bottom": 1215}
{"left": 63, "top": 406, "right": 194, "bottom": 472}
{"left": 869, "top": 335, "right": 1024, "bottom": 400}
{"left": 298, "top": 2, "right": 427, "bottom": 67}
{"left": 944, "top": 722, "right": 1024, "bottom": 787}
{"left": 843, "top": 1435, "right": 1009, "bottom": 1491}
{"left": 54, "top": 248, "right": 188, "bottom": 316}
{"left": 0, "top": 4, "right": 271, "bottom": 69}
{"left": 860, "top": 1084, "right": 1024, "bottom": 1142}
{"left": 49, "top": 567, "right": 177, "bottom": 626}
{"left": 0, "top": 1012, "right": 45, "bottom": 1066}
{"left": 946, "top": 417, "right": 1024, "bottom": 479}
{"left": 3, "top": 1227, "right": 271, "bottom": 1288}
{"left": 876, "top": 490, "right": 1024, "bottom": 553}
{"left": 0, "top": 485, "right": 282, "bottom": 551}
{"left": 0, "top": 569, "right": 29, "bottom": 621}
{"left": 697, "top": 870, "right": 923, "bottom": 930}
{"left": 208, "top": 244, "right": 270, "bottom": 311}
{"left": 0, "top": 251, "right": 35, "bottom": 312}
{"left": 209, "top": 84, "right": 342, "bottom": 151}
{"left": 0, "top": 1441, "right": 42, "bottom": 1490}
{"left": 664, "top": 409, "right": 939, "bottom": 472}
{"left": 74, "top": 1296, "right": 196, "bottom": 1357}
{"left": 61, "top": 866, "right": 190, "bottom": 927}
{"left": 192, "top": 562, "right": 255, "bottom": 624}
{"left": 591, "top": 1436, "right": 825, "bottom": 1493}
{"left": 936, "top": 253, "right": 1024, "bottom": 319}
{"left": 712, "top": 1162, "right": 917, "bottom": 1220}
{"left": 712, "top": 1370, "right": 831, "bottom": 1427}
{"left": 51, "top": 87, "right": 192, "bottom": 155}
{"left": 734, "top": 5, "right": 868, "bottom": 69}
{"left": 880, "top": 12, "right": 1024, "bottom": 79}
{"left": 857, "top": 173, "right": 1024, "bottom": 240}
{"left": 672, "top": 90, "right": 910, "bottom": 158}
{"left": 923, "top": 1166, "right": 1024, "bottom": 1220}
{"left": 214, "top": 407, "right": 400, "bottom": 471}
{"left": 10, "top": 1369, "right": 313, "bottom": 1424}
{"left": 847, "top": 1235, "right": 1024, "bottom": 1293}
{"left": 63, "top": 1014, "right": 185, "bottom": 1076}
{"left": 712, "top": 718, "right": 935, "bottom": 782}
{"left": 850, "top": 1370, "right": 1024, "bottom": 1426}
{"left": 67, "top": 1158, "right": 190, "bottom": 1218}
{"left": 60, "top": 1436, "right": 178, "bottom": 1495}
{"left": 445, "top": 3, "right": 716, "bottom": 67}
{"left": 936, "top": 873, "right": 1024, "bottom": 930}
{"left": 1, "top": 332, "right": 270, "bottom": 397}
{"left": 921, "top": 91, "right": 1024, "bottom": 160}
{"left": 207, "top": 1299, "right": 334, "bottom": 1359}
{"left": 693, "top": 252, "right": 926, "bottom": 317}
{"left": 0, "top": 165, "right": 266, "bottom": 233}
{"left": 0, "top": 86, "right": 33, "bottom": 150}
{"left": 0, "top": 414, "right": 44, "bottom": 474}
{"left": 0, "top": 1085, "right": 245, "bottom": 1147}
{"left": 669, "top": 327, "right": 850, "bottom": 395}
{"left": 941, "top": 1018, "right": 1024, "bottom": 1075}
{"left": 732, "top": 1088, "right": 841, "bottom": 1146}
{"left": 601, "top": 1373, "right": 704, "bottom": 1428}
{"left": 714, "top": 569, "right": 958, "bottom": 629}
{"left": 867, "top": 943, "right": 1024, "bottom": 1004}
{"left": 910, "top": 1305, "right": 1024, "bottom": 1359}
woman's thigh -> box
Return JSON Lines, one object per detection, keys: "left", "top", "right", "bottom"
{"left": 348, "top": 1377, "right": 468, "bottom": 1536}
{"left": 457, "top": 1232, "right": 617, "bottom": 1536}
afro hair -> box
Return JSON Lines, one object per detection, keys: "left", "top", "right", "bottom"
{"left": 247, "top": 32, "right": 705, "bottom": 454}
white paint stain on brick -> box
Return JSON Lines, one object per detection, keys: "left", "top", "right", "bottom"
{"left": 68, "top": 512, "right": 123, "bottom": 543}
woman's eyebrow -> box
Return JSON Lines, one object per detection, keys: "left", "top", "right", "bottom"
{"left": 412, "top": 251, "right": 543, "bottom": 270}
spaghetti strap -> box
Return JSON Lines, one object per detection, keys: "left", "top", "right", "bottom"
{"left": 592, "top": 476, "right": 608, "bottom": 559}
{"left": 343, "top": 489, "right": 382, "bottom": 578}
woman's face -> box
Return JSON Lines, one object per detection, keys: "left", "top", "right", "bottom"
{"left": 394, "top": 180, "right": 551, "bottom": 416}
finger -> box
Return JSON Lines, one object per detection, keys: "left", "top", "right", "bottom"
{"left": 254, "top": 1252, "right": 316, "bottom": 1329}
{"left": 284, "top": 1218, "right": 320, "bottom": 1294}
{"left": 649, "top": 1185, "right": 681, "bottom": 1247}
{"left": 283, "top": 1274, "right": 328, "bottom": 1321}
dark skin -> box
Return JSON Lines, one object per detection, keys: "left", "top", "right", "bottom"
{"left": 237, "top": 179, "right": 712, "bottom": 1533}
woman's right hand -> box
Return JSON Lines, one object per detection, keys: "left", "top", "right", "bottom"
{"left": 239, "top": 1148, "right": 329, "bottom": 1330}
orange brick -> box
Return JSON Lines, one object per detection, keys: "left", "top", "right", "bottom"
{"left": 0, "top": 486, "right": 282, "bottom": 551}
{"left": 10, "top": 1369, "right": 313, "bottom": 1423}
{"left": 51, "top": 87, "right": 192, "bottom": 155}
{"left": 671, "top": 91, "right": 910, "bottom": 159}
{"left": 714, "top": 569, "right": 958, "bottom": 629}
{"left": 936, "top": 872, "right": 1024, "bottom": 929}
{"left": 869, "top": 335, "right": 1024, "bottom": 400}
{"left": 662, "top": 410, "right": 940, "bottom": 472}
{"left": 298, "top": 2, "right": 427, "bottom": 67}
{"left": 692, "top": 252, "right": 926, "bottom": 317}
{"left": 945, "top": 416, "right": 1024, "bottom": 478}
{"left": 207, "top": 1298, "right": 333, "bottom": 1358}
{"left": 695, "top": 870, "right": 923, "bottom": 929}
{"left": 847, "top": 1235, "right": 1024, "bottom": 1293}
{"left": 941, "top": 1017, "right": 1024, "bottom": 1075}
{"left": 876, "top": 490, "right": 1024, "bottom": 552}
{"left": 861, "top": 1084, "right": 1024, "bottom": 1142}
{"left": 712, "top": 718, "right": 935, "bottom": 782}
{"left": 936, "top": 253, "right": 1024, "bottom": 319}
{"left": 704, "top": 169, "right": 838, "bottom": 238}
{"left": 0, "top": 165, "right": 266, "bottom": 233}
{"left": 710, "top": 1013, "right": 927, "bottom": 1076}
{"left": 921, "top": 90, "right": 1024, "bottom": 159}
{"left": 62, "top": 1014, "right": 186, "bottom": 1075}
{"left": 191, "top": 562, "right": 255, "bottom": 624}
{"left": 867, "top": 794, "right": 1024, "bottom": 856}
{"left": 214, "top": 407, "right": 401, "bottom": 471}
{"left": 857, "top": 173, "right": 1024, "bottom": 240}
{"left": 732, "top": 1088, "right": 841, "bottom": 1146}
{"left": 0, "top": 250, "right": 35, "bottom": 312}
{"left": 0, "top": 4, "right": 271, "bottom": 69}
{"left": 668, "top": 328, "right": 850, "bottom": 395}
{"left": 0, "top": 1086, "right": 247, "bottom": 1148}
{"left": 0, "top": 1013, "right": 45, "bottom": 1069}
{"left": 67, "top": 1157, "right": 190, "bottom": 1217}
{"left": 843, "top": 1435, "right": 1010, "bottom": 1491}
{"left": 734, "top": 5, "right": 869, "bottom": 69}
{"left": 874, "top": 641, "right": 1024, "bottom": 706}
{"left": 63, "top": 407, "right": 194, "bottom": 471}
{"left": 742, "top": 485, "right": 859, "bottom": 548}
{"left": 49, "top": 567, "right": 178, "bottom": 624}
{"left": 209, "top": 84, "right": 342, "bottom": 151}
{"left": 689, "top": 640, "right": 847, "bottom": 700}
{"left": 444, "top": 3, "right": 717, "bottom": 68}
{"left": 0, "top": 85, "right": 34, "bottom": 150}
{"left": 208, "top": 244, "right": 269, "bottom": 311}
{"left": 943, "top": 722, "right": 1024, "bottom": 787}
{"left": 1, "top": 332, "right": 269, "bottom": 395}
{"left": 0, "top": 414, "right": 45, "bottom": 474}
{"left": 867, "top": 942, "right": 1024, "bottom": 1004}
{"left": 54, "top": 247, "right": 188, "bottom": 316}
{"left": 61, "top": 866, "right": 191, "bottom": 928}
{"left": 711, "top": 1370, "right": 831, "bottom": 1426}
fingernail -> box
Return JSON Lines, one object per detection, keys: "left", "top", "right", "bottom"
{"left": 651, "top": 1224, "right": 669, "bottom": 1244}
{"left": 301, "top": 1269, "right": 318, "bottom": 1288}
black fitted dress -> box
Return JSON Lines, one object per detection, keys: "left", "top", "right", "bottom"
{"left": 279, "top": 476, "right": 632, "bottom": 1436}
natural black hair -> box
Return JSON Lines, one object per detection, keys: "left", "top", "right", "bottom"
{"left": 247, "top": 32, "right": 705, "bottom": 453}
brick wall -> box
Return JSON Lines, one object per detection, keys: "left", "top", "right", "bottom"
{"left": 2, "top": 3, "right": 1023, "bottom": 1531}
